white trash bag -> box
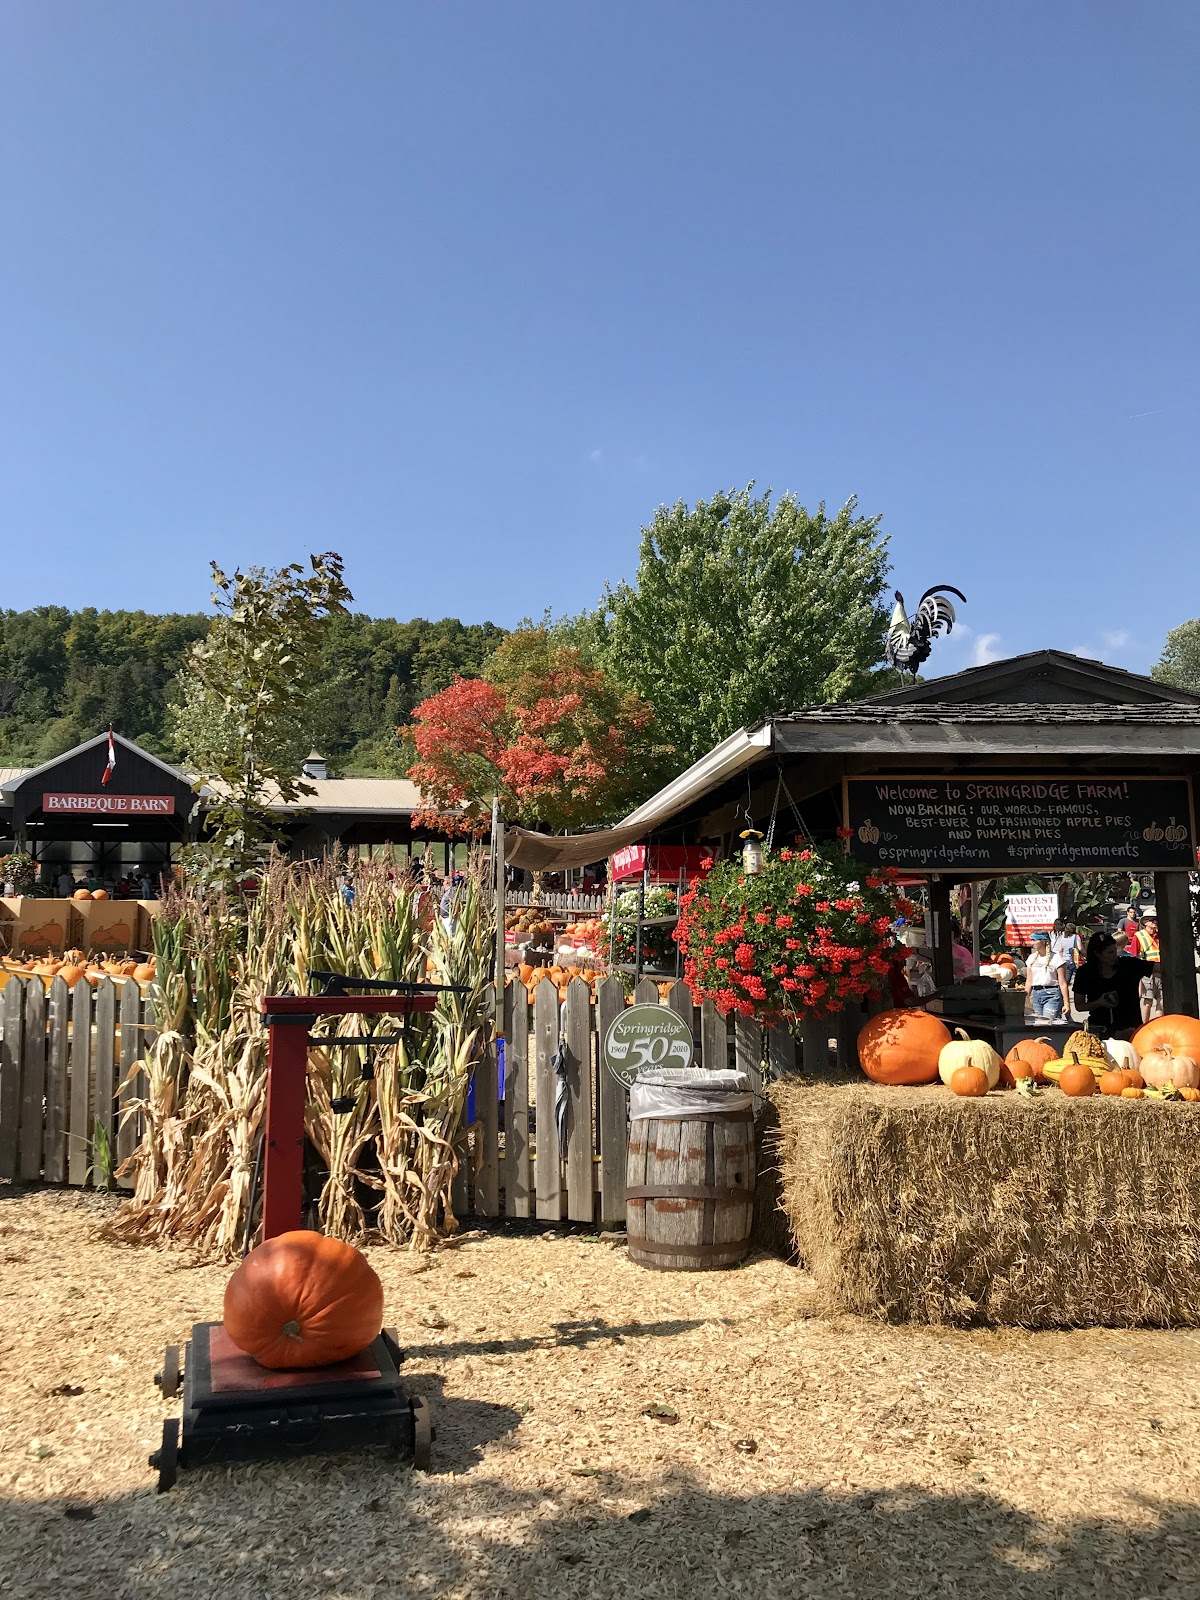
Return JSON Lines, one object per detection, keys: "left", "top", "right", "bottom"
{"left": 628, "top": 1067, "right": 754, "bottom": 1121}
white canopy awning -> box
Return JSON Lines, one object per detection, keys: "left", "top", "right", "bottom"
{"left": 503, "top": 723, "right": 773, "bottom": 870}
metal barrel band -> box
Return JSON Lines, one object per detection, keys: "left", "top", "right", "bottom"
{"left": 625, "top": 1184, "right": 751, "bottom": 1202}
{"left": 632, "top": 1110, "right": 754, "bottom": 1124}
{"left": 626, "top": 1236, "right": 744, "bottom": 1258}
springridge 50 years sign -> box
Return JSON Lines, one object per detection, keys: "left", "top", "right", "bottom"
{"left": 844, "top": 775, "right": 1196, "bottom": 872}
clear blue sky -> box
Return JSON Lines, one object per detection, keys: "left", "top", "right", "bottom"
{"left": 3, "top": 1, "right": 1197, "bottom": 676}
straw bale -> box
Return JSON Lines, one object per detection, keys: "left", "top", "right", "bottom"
{"left": 775, "top": 1079, "right": 1200, "bottom": 1327}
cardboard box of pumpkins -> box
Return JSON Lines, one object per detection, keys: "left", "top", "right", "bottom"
{"left": 0, "top": 897, "right": 78, "bottom": 956}
{"left": 71, "top": 890, "right": 139, "bottom": 955}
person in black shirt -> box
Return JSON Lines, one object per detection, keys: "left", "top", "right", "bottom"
{"left": 1072, "top": 931, "right": 1154, "bottom": 1037}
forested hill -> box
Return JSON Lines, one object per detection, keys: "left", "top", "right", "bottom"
{"left": 0, "top": 608, "right": 506, "bottom": 774}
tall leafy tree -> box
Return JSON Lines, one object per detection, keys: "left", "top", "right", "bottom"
{"left": 592, "top": 486, "right": 891, "bottom": 763}
{"left": 1153, "top": 618, "right": 1200, "bottom": 694}
{"left": 406, "top": 627, "right": 673, "bottom": 833}
{"left": 171, "top": 553, "right": 352, "bottom": 884}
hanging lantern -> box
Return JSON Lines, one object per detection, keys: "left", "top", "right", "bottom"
{"left": 740, "top": 828, "right": 764, "bottom": 875}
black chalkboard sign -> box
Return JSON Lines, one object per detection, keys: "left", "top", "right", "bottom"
{"left": 844, "top": 775, "right": 1196, "bottom": 873}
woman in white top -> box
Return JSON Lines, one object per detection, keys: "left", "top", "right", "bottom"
{"left": 1024, "top": 932, "right": 1070, "bottom": 1020}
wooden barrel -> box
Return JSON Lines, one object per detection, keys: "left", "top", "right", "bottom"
{"left": 625, "top": 1108, "right": 756, "bottom": 1270}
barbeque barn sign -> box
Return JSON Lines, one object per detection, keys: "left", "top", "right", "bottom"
{"left": 844, "top": 775, "right": 1196, "bottom": 872}
{"left": 43, "top": 793, "right": 177, "bottom": 815}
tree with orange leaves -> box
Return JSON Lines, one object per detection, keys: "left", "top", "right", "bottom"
{"left": 406, "top": 628, "right": 672, "bottom": 834}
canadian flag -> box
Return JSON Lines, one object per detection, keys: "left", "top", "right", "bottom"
{"left": 101, "top": 729, "right": 116, "bottom": 787}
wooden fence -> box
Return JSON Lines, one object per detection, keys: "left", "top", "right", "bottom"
{"left": 0, "top": 976, "right": 149, "bottom": 1189}
{"left": 0, "top": 971, "right": 866, "bottom": 1230}
{"left": 457, "top": 976, "right": 862, "bottom": 1228}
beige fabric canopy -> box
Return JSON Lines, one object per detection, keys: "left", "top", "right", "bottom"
{"left": 502, "top": 724, "right": 773, "bottom": 870}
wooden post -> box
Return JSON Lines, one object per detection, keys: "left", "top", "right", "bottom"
{"left": 533, "top": 978, "right": 561, "bottom": 1219}
{"left": 67, "top": 979, "right": 92, "bottom": 1187}
{"left": 43, "top": 976, "right": 70, "bottom": 1184}
{"left": 19, "top": 980, "right": 47, "bottom": 1181}
{"left": 117, "top": 977, "right": 143, "bottom": 1168}
{"left": 929, "top": 877, "right": 954, "bottom": 989}
{"left": 1156, "top": 870, "right": 1198, "bottom": 1018}
{"left": 0, "top": 978, "right": 25, "bottom": 1180}
{"left": 93, "top": 979, "right": 117, "bottom": 1180}
{"left": 474, "top": 1033, "right": 499, "bottom": 1217}
{"left": 504, "top": 982, "right": 530, "bottom": 1217}
{"left": 563, "top": 978, "right": 593, "bottom": 1222}
{"left": 595, "top": 977, "right": 627, "bottom": 1228}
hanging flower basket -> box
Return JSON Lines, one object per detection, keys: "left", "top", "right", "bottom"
{"left": 673, "top": 846, "right": 912, "bottom": 1024}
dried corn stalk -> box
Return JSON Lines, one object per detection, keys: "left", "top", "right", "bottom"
{"left": 107, "top": 849, "right": 492, "bottom": 1258}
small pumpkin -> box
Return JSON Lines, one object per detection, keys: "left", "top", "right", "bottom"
{"left": 132, "top": 962, "right": 156, "bottom": 983}
{"left": 857, "top": 1009, "right": 951, "bottom": 1086}
{"left": 59, "top": 963, "right": 87, "bottom": 987}
{"left": 1125, "top": 1068, "right": 1145, "bottom": 1090}
{"left": 90, "top": 888, "right": 110, "bottom": 901}
{"left": 518, "top": 963, "right": 534, "bottom": 985}
{"left": 1121, "top": 1085, "right": 1145, "bottom": 1099}
{"left": 1000, "top": 1036, "right": 1057, "bottom": 1087}
{"left": 1139, "top": 1043, "right": 1200, "bottom": 1092}
{"left": 223, "top": 1230, "right": 384, "bottom": 1370}
{"left": 938, "top": 1029, "right": 1002, "bottom": 1089}
{"left": 1179, "top": 1087, "right": 1200, "bottom": 1103}
{"left": 72, "top": 889, "right": 92, "bottom": 901}
{"left": 1099, "top": 1069, "right": 1130, "bottom": 1097}
{"left": 1059, "top": 1058, "right": 1098, "bottom": 1097}
{"left": 949, "top": 1064, "right": 990, "bottom": 1097}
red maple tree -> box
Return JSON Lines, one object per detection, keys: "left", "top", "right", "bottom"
{"left": 406, "top": 629, "right": 671, "bottom": 834}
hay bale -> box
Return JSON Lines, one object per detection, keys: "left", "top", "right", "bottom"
{"left": 775, "top": 1079, "right": 1200, "bottom": 1327}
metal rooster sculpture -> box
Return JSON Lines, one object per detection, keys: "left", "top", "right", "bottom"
{"left": 884, "top": 585, "right": 967, "bottom": 678}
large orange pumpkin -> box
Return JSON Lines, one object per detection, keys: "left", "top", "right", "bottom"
{"left": 857, "top": 1009, "right": 951, "bottom": 1085}
{"left": 1132, "top": 1014, "right": 1200, "bottom": 1063}
{"left": 1000, "top": 1036, "right": 1057, "bottom": 1087}
{"left": 223, "top": 1230, "right": 384, "bottom": 1370}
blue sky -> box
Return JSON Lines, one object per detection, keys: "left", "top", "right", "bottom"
{"left": 2, "top": 2, "right": 1197, "bottom": 677}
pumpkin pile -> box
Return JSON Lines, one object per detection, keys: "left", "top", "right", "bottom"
{"left": 857, "top": 1011, "right": 1200, "bottom": 1106}
{"left": 224, "top": 1230, "right": 384, "bottom": 1370}
{"left": 514, "top": 962, "right": 602, "bottom": 1004}
{"left": 71, "top": 888, "right": 111, "bottom": 901}
{"left": 1, "top": 949, "right": 156, "bottom": 987}
{"left": 504, "top": 911, "right": 556, "bottom": 947}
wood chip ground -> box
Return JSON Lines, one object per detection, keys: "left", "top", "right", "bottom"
{"left": 2, "top": 1187, "right": 1199, "bottom": 1599}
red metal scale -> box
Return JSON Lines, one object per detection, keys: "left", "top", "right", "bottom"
{"left": 150, "top": 974, "right": 459, "bottom": 1491}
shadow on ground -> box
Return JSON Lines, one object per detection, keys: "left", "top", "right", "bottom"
{"left": 5, "top": 1461, "right": 1198, "bottom": 1600}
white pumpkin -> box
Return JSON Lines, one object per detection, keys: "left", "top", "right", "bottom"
{"left": 938, "top": 1029, "right": 1002, "bottom": 1088}
{"left": 1102, "top": 1038, "right": 1141, "bottom": 1075}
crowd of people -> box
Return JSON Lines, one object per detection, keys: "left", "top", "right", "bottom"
{"left": 901, "top": 907, "right": 1167, "bottom": 1039}
{"left": 1014, "top": 910, "right": 1164, "bottom": 1037}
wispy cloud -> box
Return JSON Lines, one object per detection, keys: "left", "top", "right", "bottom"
{"left": 589, "top": 448, "right": 603, "bottom": 464}
{"left": 1101, "top": 629, "right": 1130, "bottom": 652}
{"left": 971, "top": 632, "right": 1002, "bottom": 666}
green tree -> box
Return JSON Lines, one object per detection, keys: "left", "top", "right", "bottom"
{"left": 1153, "top": 618, "right": 1200, "bottom": 694}
{"left": 171, "top": 553, "right": 352, "bottom": 885}
{"left": 590, "top": 486, "right": 891, "bottom": 763}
